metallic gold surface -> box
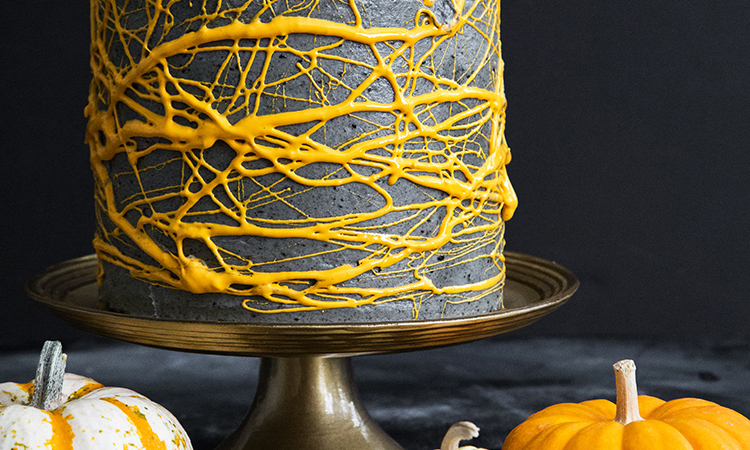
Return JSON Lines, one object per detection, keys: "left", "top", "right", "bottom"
{"left": 26, "top": 252, "right": 577, "bottom": 357}
{"left": 26, "top": 252, "right": 577, "bottom": 450}
{"left": 216, "top": 357, "right": 402, "bottom": 450}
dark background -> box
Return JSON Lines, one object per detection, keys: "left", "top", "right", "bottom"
{"left": 1, "top": 0, "right": 748, "bottom": 348}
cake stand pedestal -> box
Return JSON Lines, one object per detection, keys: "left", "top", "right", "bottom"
{"left": 27, "top": 251, "right": 577, "bottom": 450}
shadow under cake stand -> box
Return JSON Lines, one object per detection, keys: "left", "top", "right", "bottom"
{"left": 27, "top": 251, "right": 578, "bottom": 450}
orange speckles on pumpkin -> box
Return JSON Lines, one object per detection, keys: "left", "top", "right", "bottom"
{"left": 1, "top": 390, "right": 22, "bottom": 404}
{"left": 172, "top": 434, "right": 189, "bottom": 448}
{"left": 66, "top": 382, "right": 105, "bottom": 402}
{"left": 17, "top": 382, "right": 34, "bottom": 398}
{"left": 101, "top": 398, "right": 169, "bottom": 450}
{"left": 1, "top": 372, "right": 192, "bottom": 449}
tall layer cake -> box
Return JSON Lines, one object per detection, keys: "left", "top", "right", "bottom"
{"left": 86, "top": 0, "right": 517, "bottom": 321}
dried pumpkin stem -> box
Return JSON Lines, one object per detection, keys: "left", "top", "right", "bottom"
{"left": 613, "top": 359, "right": 643, "bottom": 425}
{"left": 440, "top": 421, "right": 480, "bottom": 450}
{"left": 30, "top": 340, "right": 67, "bottom": 411}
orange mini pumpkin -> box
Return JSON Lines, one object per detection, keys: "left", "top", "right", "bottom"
{"left": 502, "top": 359, "right": 750, "bottom": 450}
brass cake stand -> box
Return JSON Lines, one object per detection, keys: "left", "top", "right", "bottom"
{"left": 27, "top": 251, "right": 578, "bottom": 450}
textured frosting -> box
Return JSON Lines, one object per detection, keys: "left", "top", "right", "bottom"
{"left": 86, "top": 0, "right": 516, "bottom": 318}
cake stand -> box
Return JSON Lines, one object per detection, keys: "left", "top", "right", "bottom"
{"left": 27, "top": 251, "right": 578, "bottom": 450}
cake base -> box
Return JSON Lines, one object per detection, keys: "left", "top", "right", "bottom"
{"left": 27, "top": 251, "right": 577, "bottom": 356}
{"left": 100, "top": 262, "right": 504, "bottom": 322}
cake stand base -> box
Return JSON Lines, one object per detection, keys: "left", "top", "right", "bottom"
{"left": 27, "top": 251, "right": 578, "bottom": 450}
{"left": 218, "top": 357, "right": 400, "bottom": 450}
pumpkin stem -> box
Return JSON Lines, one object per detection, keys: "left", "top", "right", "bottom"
{"left": 30, "top": 340, "right": 67, "bottom": 411}
{"left": 613, "top": 359, "right": 643, "bottom": 425}
{"left": 440, "top": 421, "right": 480, "bottom": 450}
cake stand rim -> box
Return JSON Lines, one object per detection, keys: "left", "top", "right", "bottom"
{"left": 26, "top": 251, "right": 578, "bottom": 356}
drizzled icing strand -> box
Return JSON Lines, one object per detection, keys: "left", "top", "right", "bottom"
{"left": 86, "top": 0, "right": 516, "bottom": 315}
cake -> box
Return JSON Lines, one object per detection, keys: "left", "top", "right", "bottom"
{"left": 85, "top": 0, "right": 517, "bottom": 321}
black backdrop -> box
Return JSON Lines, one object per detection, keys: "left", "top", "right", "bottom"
{"left": 1, "top": 0, "right": 748, "bottom": 348}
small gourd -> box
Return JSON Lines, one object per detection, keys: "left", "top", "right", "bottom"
{"left": 502, "top": 359, "right": 750, "bottom": 449}
{"left": 0, "top": 341, "right": 192, "bottom": 449}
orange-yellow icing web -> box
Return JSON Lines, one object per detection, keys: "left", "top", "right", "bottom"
{"left": 86, "top": 0, "right": 517, "bottom": 315}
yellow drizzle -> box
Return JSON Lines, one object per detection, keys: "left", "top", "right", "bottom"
{"left": 86, "top": 0, "right": 517, "bottom": 315}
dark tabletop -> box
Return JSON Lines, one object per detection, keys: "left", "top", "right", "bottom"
{"left": 2, "top": 335, "right": 750, "bottom": 449}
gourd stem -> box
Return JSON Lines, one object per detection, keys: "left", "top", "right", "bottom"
{"left": 440, "top": 422, "right": 480, "bottom": 450}
{"left": 613, "top": 359, "right": 643, "bottom": 425}
{"left": 30, "top": 340, "right": 67, "bottom": 411}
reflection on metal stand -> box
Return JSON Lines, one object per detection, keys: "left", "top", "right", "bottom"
{"left": 27, "top": 252, "right": 577, "bottom": 450}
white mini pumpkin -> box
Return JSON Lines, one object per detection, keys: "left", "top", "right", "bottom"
{"left": 0, "top": 341, "right": 192, "bottom": 449}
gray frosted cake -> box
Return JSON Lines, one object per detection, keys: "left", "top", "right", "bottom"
{"left": 86, "top": 0, "right": 517, "bottom": 322}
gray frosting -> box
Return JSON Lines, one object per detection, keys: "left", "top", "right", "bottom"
{"left": 92, "top": 0, "right": 507, "bottom": 322}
